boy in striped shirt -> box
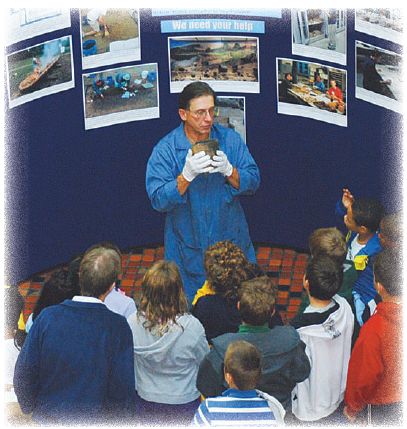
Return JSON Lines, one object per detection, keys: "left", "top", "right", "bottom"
{"left": 192, "top": 341, "right": 285, "bottom": 426}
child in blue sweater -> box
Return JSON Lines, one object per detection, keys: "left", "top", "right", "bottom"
{"left": 335, "top": 189, "right": 385, "bottom": 326}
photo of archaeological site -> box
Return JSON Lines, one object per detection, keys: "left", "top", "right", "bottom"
{"left": 82, "top": 63, "right": 159, "bottom": 129}
{"left": 80, "top": 8, "right": 140, "bottom": 69}
{"left": 169, "top": 36, "right": 259, "bottom": 93}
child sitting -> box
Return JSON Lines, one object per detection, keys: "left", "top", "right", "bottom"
{"left": 290, "top": 254, "right": 354, "bottom": 424}
{"left": 191, "top": 241, "right": 251, "bottom": 344}
{"left": 192, "top": 340, "right": 285, "bottom": 427}
{"left": 344, "top": 248, "right": 403, "bottom": 426}
{"left": 197, "top": 276, "right": 310, "bottom": 413}
{"left": 244, "top": 262, "right": 284, "bottom": 327}
{"left": 335, "top": 188, "right": 385, "bottom": 326}
{"left": 378, "top": 212, "right": 402, "bottom": 250}
{"left": 361, "top": 211, "right": 403, "bottom": 324}
{"left": 127, "top": 260, "right": 209, "bottom": 426}
{"left": 192, "top": 244, "right": 283, "bottom": 343}
{"left": 297, "top": 227, "right": 357, "bottom": 314}
{"left": 4, "top": 286, "right": 32, "bottom": 426}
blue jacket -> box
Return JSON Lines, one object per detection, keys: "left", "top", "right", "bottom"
{"left": 335, "top": 199, "right": 382, "bottom": 304}
{"left": 315, "top": 80, "right": 325, "bottom": 92}
{"left": 328, "top": 9, "right": 337, "bottom": 24}
{"left": 146, "top": 123, "right": 260, "bottom": 302}
{"left": 14, "top": 299, "right": 135, "bottom": 426}
{"left": 92, "top": 79, "right": 104, "bottom": 95}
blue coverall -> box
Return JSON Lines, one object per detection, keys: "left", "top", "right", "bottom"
{"left": 146, "top": 123, "right": 260, "bottom": 302}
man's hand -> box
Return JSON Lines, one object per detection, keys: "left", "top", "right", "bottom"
{"left": 342, "top": 188, "right": 355, "bottom": 208}
{"left": 182, "top": 149, "right": 214, "bottom": 182}
{"left": 210, "top": 150, "right": 233, "bottom": 177}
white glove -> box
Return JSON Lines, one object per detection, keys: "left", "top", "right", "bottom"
{"left": 210, "top": 150, "right": 233, "bottom": 177}
{"left": 182, "top": 149, "right": 214, "bottom": 182}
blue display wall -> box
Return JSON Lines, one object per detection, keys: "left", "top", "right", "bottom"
{"left": 5, "top": 9, "right": 403, "bottom": 285}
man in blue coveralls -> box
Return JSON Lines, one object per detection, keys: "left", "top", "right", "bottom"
{"left": 146, "top": 82, "right": 260, "bottom": 303}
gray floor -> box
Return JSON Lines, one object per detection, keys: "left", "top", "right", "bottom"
{"left": 309, "top": 29, "right": 346, "bottom": 54}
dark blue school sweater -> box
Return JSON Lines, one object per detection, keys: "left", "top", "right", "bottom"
{"left": 14, "top": 299, "right": 135, "bottom": 426}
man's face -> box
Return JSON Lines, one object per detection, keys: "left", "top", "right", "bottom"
{"left": 179, "top": 95, "right": 215, "bottom": 140}
{"left": 330, "top": 80, "right": 336, "bottom": 88}
{"left": 344, "top": 204, "right": 359, "bottom": 233}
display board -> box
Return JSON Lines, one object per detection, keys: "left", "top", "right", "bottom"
{"left": 4, "top": 8, "right": 403, "bottom": 285}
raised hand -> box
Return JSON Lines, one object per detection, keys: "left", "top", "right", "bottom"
{"left": 342, "top": 188, "right": 355, "bottom": 208}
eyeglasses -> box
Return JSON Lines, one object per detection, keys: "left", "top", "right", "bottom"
{"left": 187, "top": 106, "right": 217, "bottom": 119}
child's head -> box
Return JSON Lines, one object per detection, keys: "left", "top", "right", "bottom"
{"left": 204, "top": 241, "right": 250, "bottom": 302}
{"left": 238, "top": 276, "right": 278, "bottom": 326}
{"left": 379, "top": 212, "right": 403, "bottom": 249}
{"left": 4, "top": 286, "right": 24, "bottom": 336}
{"left": 139, "top": 260, "right": 189, "bottom": 335}
{"left": 373, "top": 249, "right": 402, "bottom": 298}
{"left": 4, "top": 286, "right": 27, "bottom": 349}
{"left": 33, "top": 269, "right": 70, "bottom": 321}
{"left": 304, "top": 254, "right": 343, "bottom": 301}
{"left": 345, "top": 199, "right": 385, "bottom": 234}
{"left": 244, "top": 262, "right": 265, "bottom": 280}
{"left": 224, "top": 340, "right": 263, "bottom": 391}
{"left": 308, "top": 227, "right": 347, "bottom": 265}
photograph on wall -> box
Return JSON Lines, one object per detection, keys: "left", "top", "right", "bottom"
{"left": 80, "top": 8, "right": 140, "bottom": 70}
{"left": 355, "top": 9, "right": 403, "bottom": 45}
{"left": 214, "top": 96, "right": 246, "bottom": 143}
{"left": 277, "top": 58, "right": 347, "bottom": 127}
{"left": 4, "top": 8, "right": 71, "bottom": 46}
{"left": 292, "top": 9, "right": 346, "bottom": 65}
{"left": 82, "top": 63, "right": 159, "bottom": 130}
{"left": 168, "top": 36, "right": 260, "bottom": 93}
{"left": 355, "top": 41, "right": 403, "bottom": 114}
{"left": 6, "top": 36, "right": 74, "bottom": 109}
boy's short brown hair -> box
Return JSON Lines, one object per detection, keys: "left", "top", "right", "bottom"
{"left": 238, "top": 276, "right": 278, "bottom": 326}
{"left": 308, "top": 227, "right": 347, "bottom": 265}
{"left": 305, "top": 254, "right": 343, "bottom": 301}
{"left": 380, "top": 212, "right": 403, "bottom": 245}
{"left": 373, "top": 249, "right": 402, "bottom": 297}
{"left": 224, "top": 340, "right": 262, "bottom": 391}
